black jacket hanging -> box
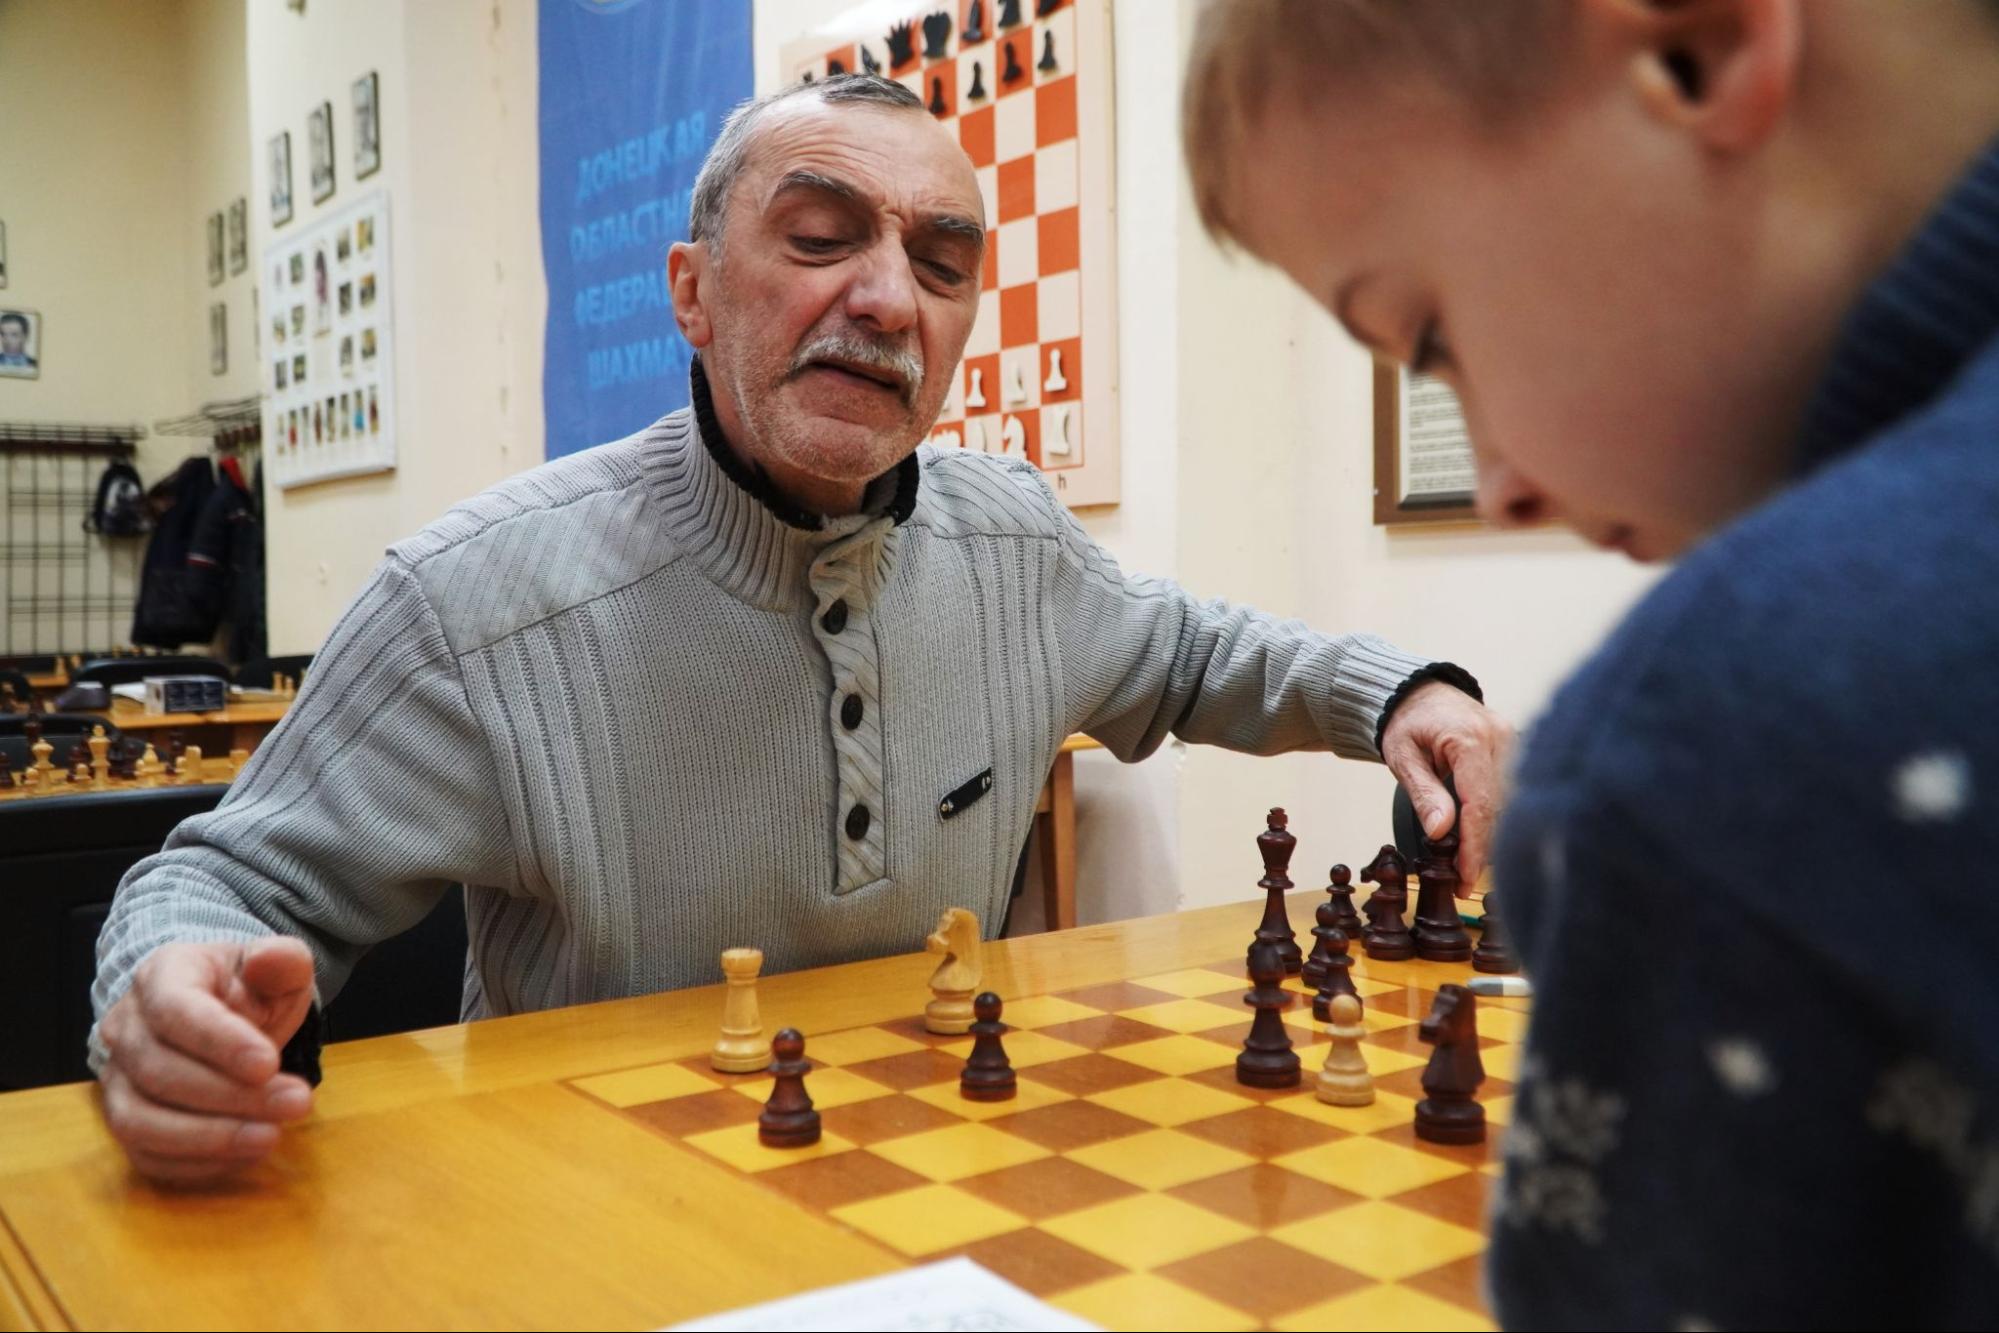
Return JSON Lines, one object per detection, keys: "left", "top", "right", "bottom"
{"left": 130, "top": 457, "right": 221, "bottom": 648}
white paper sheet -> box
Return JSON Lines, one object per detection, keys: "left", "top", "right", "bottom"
{"left": 666, "top": 1257, "right": 1103, "bottom": 1332}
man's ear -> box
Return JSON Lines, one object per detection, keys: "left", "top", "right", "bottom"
{"left": 668, "top": 240, "right": 714, "bottom": 348}
{"left": 1591, "top": 0, "right": 1802, "bottom": 154}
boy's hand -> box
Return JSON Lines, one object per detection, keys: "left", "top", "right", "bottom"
{"left": 1380, "top": 681, "right": 1514, "bottom": 885}
{"left": 96, "top": 937, "right": 317, "bottom": 1185}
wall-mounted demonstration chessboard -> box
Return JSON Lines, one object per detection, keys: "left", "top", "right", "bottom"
{"left": 780, "top": 0, "right": 1121, "bottom": 509}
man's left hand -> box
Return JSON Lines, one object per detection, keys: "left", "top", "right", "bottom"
{"left": 1378, "top": 681, "right": 1515, "bottom": 886}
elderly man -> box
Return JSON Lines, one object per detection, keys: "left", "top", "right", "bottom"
{"left": 91, "top": 75, "right": 1507, "bottom": 1183}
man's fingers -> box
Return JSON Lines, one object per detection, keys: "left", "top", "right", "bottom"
{"left": 138, "top": 972, "right": 279, "bottom": 1085}
{"left": 1386, "top": 742, "right": 1458, "bottom": 839}
{"left": 237, "top": 937, "right": 315, "bottom": 1008}
{"left": 115, "top": 1018, "right": 312, "bottom": 1120}
{"left": 100, "top": 1066, "right": 283, "bottom": 1162}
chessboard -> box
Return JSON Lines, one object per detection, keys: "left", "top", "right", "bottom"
{"left": 567, "top": 946, "right": 1523, "bottom": 1331}
{"left": 0, "top": 734, "right": 243, "bottom": 801}
{"left": 781, "top": 0, "right": 1121, "bottom": 508}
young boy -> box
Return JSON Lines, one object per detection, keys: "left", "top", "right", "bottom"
{"left": 1185, "top": 1, "right": 1999, "bottom": 1326}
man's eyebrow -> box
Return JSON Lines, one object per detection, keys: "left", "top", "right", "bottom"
{"left": 767, "top": 169, "right": 865, "bottom": 209}
{"left": 923, "top": 213, "right": 988, "bottom": 249}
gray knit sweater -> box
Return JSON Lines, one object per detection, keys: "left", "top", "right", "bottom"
{"left": 91, "top": 388, "right": 1438, "bottom": 1059}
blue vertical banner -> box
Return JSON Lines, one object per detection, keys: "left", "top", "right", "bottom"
{"left": 539, "top": 0, "right": 753, "bottom": 458}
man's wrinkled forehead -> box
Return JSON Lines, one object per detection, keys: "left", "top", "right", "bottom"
{"left": 739, "top": 99, "right": 985, "bottom": 231}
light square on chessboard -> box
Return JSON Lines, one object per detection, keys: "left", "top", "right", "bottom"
{"left": 1273, "top": 1135, "right": 1471, "bottom": 1198}
{"left": 1113, "top": 996, "right": 1245, "bottom": 1034}
{"left": 725, "top": 1065, "right": 894, "bottom": 1109}
{"left": 680, "top": 1121, "right": 856, "bottom": 1173}
{"left": 998, "top": 344, "right": 1040, "bottom": 412}
{"left": 996, "top": 215, "right": 1038, "bottom": 288}
{"left": 802, "top": 1025, "right": 928, "bottom": 1066}
{"left": 1372, "top": 1121, "right": 1501, "bottom": 1173}
{"left": 995, "top": 993, "right": 1104, "bottom": 1029}
{"left": 904, "top": 1074, "right": 1074, "bottom": 1120}
{"left": 829, "top": 1182, "right": 1029, "bottom": 1256}
{"left": 1084, "top": 1075, "right": 1256, "bottom": 1127}
{"left": 935, "top": 1028, "right": 1088, "bottom": 1069}
{"left": 568, "top": 1061, "right": 720, "bottom": 1108}
{"left": 1037, "top": 271, "right": 1081, "bottom": 341}
{"left": 1266, "top": 1087, "right": 1422, "bottom": 1135}
{"left": 1033, "top": 137, "right": 1079, "bottom": 213}
{"left": 1035, "top": 7, "right": 1077, "bottom": 86}
{"left": 1066, "top": 1126, "right": 1257, "bottom": 1191}
{"left": 1272, "top": 1199, "right": 1487, "bottom": 1284}
{"left": 968, "top": 287, "right": 1001, "bottom": 357}
{"left": 955, "top": 46, "right": 989, "bottom": 119}
{"left": 1158, "top": 1235, "right": 1376, "bottom": 1324}
{"left": 1273, "top": 1283, "right": 1495, "bottom": 1333}
{"left": 1281, "top": 1001, "right": 1416, "bottom": 1036}
{"left": 994, "top": 80, "right": 1035, "bottom": 155}
{"left": 1053, "top": 1272, "right": 1259, "bottom": 1333}
{"left": 1083, "top": 1032, "right": 1235, "bottom": 1077}
{"left": 1039, "top": 1193, "right": 1258, "bottom": 1271}
{"left": 867, "top": 1120, "right": 1053, "bottom": 1182}
{"left": 1128, "top": 966, "right": 1243, "bottom": 998}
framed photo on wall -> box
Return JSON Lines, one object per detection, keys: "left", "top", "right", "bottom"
{"left": 227, "top": 198, "right": 248, "bottom": 275}
{"left": 308, "top": 101, "right": 336, "bottom": 203}
{"left": 1372, "top": 359, "right": 1479, "bottom": 526}
{"left": 209, "top": 302, "right": 227, "bottom": 376}
{"left": 206, "top": 211, "right": 225, "bottom": 287}
{"left": 353, "top": 72, "right": 381, "bottom": 180}
{"left": 0, "top": 221, "right": 8, "bottom": 289}
{"left": 0, "top": 308, "right": 39, "bottom": 379}
{"left": 270, "top": 131, "right": 294, "bottom": 226}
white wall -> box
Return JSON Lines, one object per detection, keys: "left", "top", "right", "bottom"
{"left": 247, "top": 0, "right": 543, "bottom": 653}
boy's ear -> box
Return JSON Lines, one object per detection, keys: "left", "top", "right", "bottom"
{"left": 668, "top": 240, "right": 715, "bottom": 348}
{"left": 1594, "top": 0, "right": 1803, "bottom": 154}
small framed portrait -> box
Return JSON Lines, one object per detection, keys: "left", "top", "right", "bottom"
{"left": 209, "top": 302, "right": 227, "bottom": 376}
{"left": 288, "top": 252, "right": 304, "bottom": 284}
{"left": 359, "top": 272, "right": 376, "bottom": 307}
{"left": 338, "top": 280, "right": 352, "bottom": 317}
{"left": 312, "top": 245, "right": 331, "bottom": 333}
{"left": 206, "top": 211, "right": 225, "bottom": 287}
{"left": 360, "top": 327, "right": 376, "bottom": 362}
{"left": 0, "top": 308, "right": 40, "bottom": 379}
{"left": 272, "top": 312, "right": 285, "bottom": 346}
{"left": 269, "top": 131, "right": 294, "bottom": 227}
{"left": 308, "top": 101, "right": 336, "bottom": 203}
{"left": 335, "top": 228, "right": 351, "bottom": 264}
{"left": 275, "top": 358, "right": 289, "bottom": 391}
{"left": 1372, "top": 360, "right": 1479, "bottom": 526}
{"left": 1, "top": 220, "right": 9, "bottom": 289}
{"left": 353, "top": 72, "right": 381, "bottom": 180}
{"left": 227, "top": 199, "right": 249, "bottom": 275}
{"left": 292, "top": 352, "right": 306, "bottom": 381}
{"left": 356, "top": 215, "right": 373, "bottom": 252}
{"left": 289, "top": 304, "right": 305, "bottom": 337}
{"left": 339, "top": 334, "right": 354, "bottom": 377}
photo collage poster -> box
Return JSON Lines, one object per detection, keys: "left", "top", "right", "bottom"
{"left": 259, "top": 190, "right": 396, "bottom": 488}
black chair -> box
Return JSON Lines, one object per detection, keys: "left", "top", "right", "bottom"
{"left": 0, "top": 655, "right": 56, "bottom": 675}
{"left": 71, "top": 656, "right": 230, "bottom": 689}
{"left": 0, "top": 669, "right": 31, "bottom": 709}
{"left": 235, "top": 654, "right": 314, "bottom": 691}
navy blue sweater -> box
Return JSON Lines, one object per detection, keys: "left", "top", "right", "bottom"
{"left": 1488, "top": 141, "right": 1999, "bottom": 1330}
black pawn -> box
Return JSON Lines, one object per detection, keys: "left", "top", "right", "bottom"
{"left": 1415, "top": 985, "right": 1487, "bottom": 1144}
{"left": 1037, "top": 29, "right": 1058, "bottom": 73}
{"left": 1473, "top": 892, "right": 1520, "bottom": 974}
{"left": 1251, "top": 808, "right": 1303, "bottom": 974}
{"left": 757, "top": 1028, "right": 822, "bottom": 1147}
{"left": 860, "top": 45, "right": 882, "bottom": 75}
{"left": 1237, "top": 940, "right": 1301, "bottom": 1089}
{"left": 1360, "top": 844, "right": 1415, "bottom": 961}
{"left": 966, "top": 60, "right": 987, "bottom": 102}
{"left": 1311, "top": 912, "right": 1359, "bottom": 1022}
{"left": 962, "top": 0, "right": 985, "bottom": 44}
{"left": 826, "top": 58, "right": 846, "bottom": 76}
{"left": 998, "top": 0, "right": 1023, "bottom": 28}
{"left": 960, "top": 992, "right": 1018, "bottom": 1101}
{"left": 1326, "top": 863, "right": 1363, "bottom": 939}
{"left": 1301, "top": 900, "right": 1334, "bottom": 989}
{"left": 929, "top": 76, "right": 947, "bottom": 116}
{"left": 1002, "top": 38, "right": 1025, "bottom": 85}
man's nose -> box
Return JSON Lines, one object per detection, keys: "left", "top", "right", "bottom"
{"left": 842, "top": 239, "right": 920, "bottom": 334}
{"left": 1474, "top": 456, "right": 1550, "bottom": 529}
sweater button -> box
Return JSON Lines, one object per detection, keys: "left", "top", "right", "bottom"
{"left": 821, "top": 600, "right": 849, "bottom": 635}
{"left": 841, "top": 693, "right": 863, "bottom": 730}
{"left": 845, "top": 803, "right": 871, "bottom": 840}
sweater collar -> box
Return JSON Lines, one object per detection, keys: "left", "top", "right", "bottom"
{"left": 640, "top": 357, "right": 918, "bottom": 611}
{"left": 1793, "top": 135, "right": 1999, "bottom": 475}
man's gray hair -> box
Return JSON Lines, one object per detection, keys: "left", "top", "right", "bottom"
{"left": 688, "top": 74, "right": 925, "bottom": 251}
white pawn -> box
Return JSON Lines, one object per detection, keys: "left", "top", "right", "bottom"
{"left": 1043, "top": 348, "right": 1068, "bottom": 394}
{"left": 1005, "top": 361, "right": 1028, "bottom": 405}
{"left": 964, "top": 419, "right": 987, "bottom": 453}
{"left": 711, "top": 947, "right": 772, "bottom": 1073}
{"left": 934, "top": 428, "right": 962, "bottom": 450}
{"left": 966, "top": 367, "right": 988, "bottom": 409}
{"left": 1316, "top": 992, "right": 1375, "bottom": 1106}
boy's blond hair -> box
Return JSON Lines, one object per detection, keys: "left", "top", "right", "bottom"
{"left": 1181, "top": 0, "right": 1569, "bottom": 247}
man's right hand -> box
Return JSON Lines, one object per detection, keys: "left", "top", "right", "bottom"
{"left": 97, "top": 937, "right": 317, "bottom": 1184}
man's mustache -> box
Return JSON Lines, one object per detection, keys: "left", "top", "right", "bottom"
{"left": 787, "top": 331, "right": 925, "bottom": 407}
